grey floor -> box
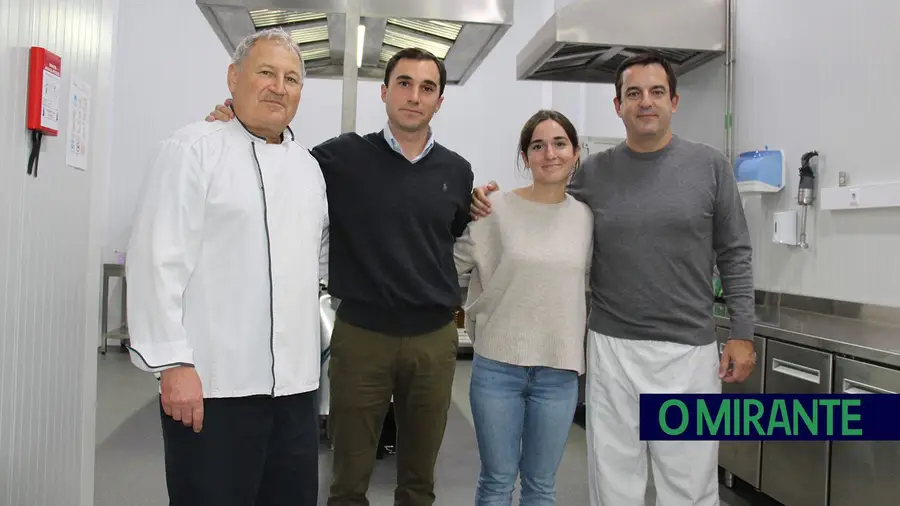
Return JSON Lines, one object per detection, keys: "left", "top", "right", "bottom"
{"left": 93, "top": 350, "right": 779, "bottom": 506}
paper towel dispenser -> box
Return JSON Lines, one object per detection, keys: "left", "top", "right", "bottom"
{"left": 735, "top": 149, "right": 786, "bottom": 194}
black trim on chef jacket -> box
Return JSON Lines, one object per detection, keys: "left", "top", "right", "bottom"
{"left": 249, "top": 142, "right": 277, "bottom": 397}
{"left": 234, "top": 114, "right": 295, "bottom": 143}
{"left": 236, "top": 114, "right": 284, "bottom": 398}
{"left": 126, "top": 345, "right": 194, "bottom": 373}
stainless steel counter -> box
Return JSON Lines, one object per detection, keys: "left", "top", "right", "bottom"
{"left": 714, "top": 297, "right": 900, "bottom": 506}
{"left": 713, "top": 302, "right": 900, "bottom": 369}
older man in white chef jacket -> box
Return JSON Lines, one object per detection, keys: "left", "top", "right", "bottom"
{"left": 125, "top": 27, "right": 328, "bottom": 506}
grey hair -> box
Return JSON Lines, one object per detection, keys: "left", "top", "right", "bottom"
{"left": 232, "top": 27, "right": 306, "bottom": 78}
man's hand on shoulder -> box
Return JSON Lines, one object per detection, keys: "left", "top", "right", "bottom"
{"left": 470, "top": 181, "right": 499, "bottom": 220}
{"left": 205, "top": 98, "right": 235, "bottom": 123}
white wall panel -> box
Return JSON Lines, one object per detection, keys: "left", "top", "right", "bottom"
{"left": 0, "top": 0, "right": 117, "bottom": 504}
{"left": 733, "top": 0, "right": 900, "bottom": 306}
{"left": 647, "top": 0, "right": 900, "bottom": 307}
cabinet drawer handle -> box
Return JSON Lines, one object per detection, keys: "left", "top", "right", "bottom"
{"left": 772, "top": 358, "right": 821, "bottom": 384}
{"left": 843, "top": 379, "right": 893, "bottom": 394}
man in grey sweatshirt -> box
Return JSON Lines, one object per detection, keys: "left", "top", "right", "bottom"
{"left": 470, "top": 51, "right": 756, "bottom": 506}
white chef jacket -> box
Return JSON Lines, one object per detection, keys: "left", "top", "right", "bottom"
{"left": 125, "top": 118, "right": 329, "bottom": 399}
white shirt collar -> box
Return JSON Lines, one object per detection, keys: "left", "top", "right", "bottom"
{"left": 383, "top": 123, "right": 435, "bottom": 163}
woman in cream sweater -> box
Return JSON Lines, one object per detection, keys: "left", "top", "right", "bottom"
{"left": 454, "top": 109, "right": 593, "bottom": 506}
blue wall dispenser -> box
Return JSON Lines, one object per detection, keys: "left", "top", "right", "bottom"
{"left": 735, "top": 148, "right": 786, "bottom": 193}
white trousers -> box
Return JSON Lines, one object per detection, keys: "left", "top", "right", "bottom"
{"left": 585, "top": 330, "right": 721, "bottom": 506}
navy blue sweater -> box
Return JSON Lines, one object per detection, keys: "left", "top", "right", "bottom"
{"left": 310, "top": 131, "right": 474, "bottom": 336}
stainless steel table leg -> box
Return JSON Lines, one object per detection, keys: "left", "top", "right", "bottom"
{"left": 101, "top": 273, "right": 109, "bottom": 355}
{"left": 120, "top": 276, "right": 128, "bottom": 350}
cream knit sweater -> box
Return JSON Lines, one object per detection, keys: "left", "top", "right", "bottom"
{"left": 454, "top": 190, "right": 593, "bottom": 374}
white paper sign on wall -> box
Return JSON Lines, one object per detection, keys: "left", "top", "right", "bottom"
{"left": 66, "top": 77, "right": 92, "bottom": 171}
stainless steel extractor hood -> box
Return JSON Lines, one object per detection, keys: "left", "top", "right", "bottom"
{"left": 196, "top": 0, "right": 514, "bottom": 86}
{"left": 517, "top": 0, "right": 726, "bottom": 84}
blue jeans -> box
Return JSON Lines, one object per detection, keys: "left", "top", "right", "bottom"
{"left": 469, "top": 353, "right": 579, "bottom": 506}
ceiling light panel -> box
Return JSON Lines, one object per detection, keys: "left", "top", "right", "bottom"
{"left": 386, "top": 18, "right": 461, "bottom": 41}
{"left": 249, "top": 9, "right": 326, "bottom": 28}
{"left": 380, "top": 46, "right": 400, "bottom": 63}
{"left": 383, "top": 24, "right": 453, "bottom": 59}
{"left": 286, "top": 21, "right": 328, "bottom": 44}
{"left": 298, "top": 41, "right": 331, "bottom": 61}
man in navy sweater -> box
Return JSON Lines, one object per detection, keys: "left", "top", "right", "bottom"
{"left": 207, "top": 48, "right": 474, "bottom": 506}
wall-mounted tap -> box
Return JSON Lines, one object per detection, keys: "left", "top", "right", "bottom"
{"left": 797, "top": 151, "right": 819, "bottom": 249}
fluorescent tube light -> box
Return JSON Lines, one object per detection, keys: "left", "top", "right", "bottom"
{"left": 357, "top": 24, "right": 366, "bottom": 68}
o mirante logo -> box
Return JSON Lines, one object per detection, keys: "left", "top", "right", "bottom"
{"left": 639, "top": 394, "right": 896, "bottom": 441}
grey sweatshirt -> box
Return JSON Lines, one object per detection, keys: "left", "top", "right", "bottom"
{"left": 568, "top": 134, "right": 755, "bottom": 346}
